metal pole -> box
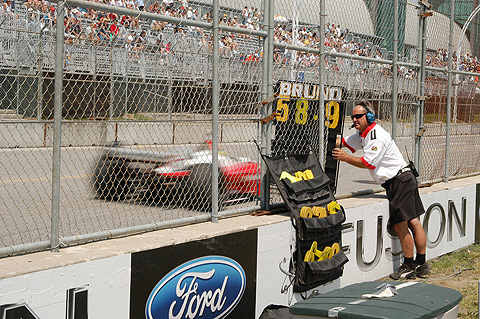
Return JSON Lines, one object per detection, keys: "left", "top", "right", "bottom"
{"left": 267, "top": 2, "right": 274, "bottom": 152}
{"left": 319, "top": 0, "right": 326, "bottom": 162}
{"left": 168, "top": 59, "right": 172, "bottom": 120}
{"left": 418, "top": 4, "right": 428, "bottom": 178}
{"left": 414, "top": 5, "right": 422, "bottom": 170}
{"left": 154, "top": 54, "right": 157, "bottom": 115}
{"left": 93, "top": 49, "right": 97, "bottom": 119}
{"left": 15, "top": 25, "right": 20, "bottom": 119}
{"left": 259, "top": 0, "right": 270, "bottom": 210}
{"left": 445, "top": 0, "right": 455, "bottom": 183}
{"left": 392, "top": 0, "right": 399, "bottom": 140}
{"left": 414, "top": 3, "right": 427, "bottom": 176}
{"left": 51, "top": 0, "right": 65, "bottom": 252}
{"left": 109, "top": 41, "right": 114, "bottom": 119}
{"left": 124, "top": 51, "right": 128, "bottom": 119}
{"left": 37, "top": 26, "right": 46, "bottom": 120}
{"left": 291, "top": 0, "right": 298, "bottom": 81}
{"left": 211, "top": 0, "right": 219, "bottom": 222}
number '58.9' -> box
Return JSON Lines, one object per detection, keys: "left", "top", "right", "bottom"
{"left": 276, "top": 98, "right": 340, "bottom": 129}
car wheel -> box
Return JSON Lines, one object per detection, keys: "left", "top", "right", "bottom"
{"left": 94, "top": 158, "right": 115, "bottom": 200}
{"left": 183, "top": 164, "right": 224, "bottom": 211}
{"left": 94, "top": 159, "right": 128, "bottom": 201}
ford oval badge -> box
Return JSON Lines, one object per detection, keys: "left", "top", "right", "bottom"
{"left": 145, "top": 256, "right": 246, "bottom": 319}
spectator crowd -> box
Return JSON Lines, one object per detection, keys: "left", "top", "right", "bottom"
{"left": 3, "top": 0, "right": 480, "bottom": 80}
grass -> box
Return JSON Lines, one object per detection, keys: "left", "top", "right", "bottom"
{"left": 422, "top": 113, "right": 480, "bottom": 124}
{"left": 381, "top": 243, "right": 479, "bottom": 318}
{"left": 423, "top": 113, "right": 448, "bottom": 123}
{"left": 423, "top": 243, "right": 480, "bottom": 318}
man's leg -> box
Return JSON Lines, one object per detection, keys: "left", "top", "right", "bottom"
{"left": 408, "top": 217, "right": 430, "bottom": 277}
{"left": 390, "top": 221, "right": 416, "bottom": 279}
{"left": 393, "top": 220, "right": 414, "bottom": 258}
{"left": 408, "top": 217, "right": 426, "bottom": 255}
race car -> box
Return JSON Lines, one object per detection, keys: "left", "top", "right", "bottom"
{"left": 93, "top": 141, "right": 261, "bottom": 211}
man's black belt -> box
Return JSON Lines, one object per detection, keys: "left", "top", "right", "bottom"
{"left": 382, "top": 167, "right": 411, "bottom": 189}
{"left": 395, "top": 166, "right": 411, "bottom": 178}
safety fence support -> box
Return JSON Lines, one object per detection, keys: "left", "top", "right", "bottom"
{"left": 211, "top": 0, "right": 220, "bottom": 223}
{"left": 51, "top": 0, "right": 65, "bottom": 252}
{"left": 3, "top": 0, "right": 480, "bottom": 258}
{"left": 445, "top": 0, "right": 455, "bottom": 183}
{"left": 392, "top": 0, "right": 399, "bottom": 140}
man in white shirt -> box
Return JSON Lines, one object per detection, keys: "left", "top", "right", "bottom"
{"left": 333, "top": 101, "right": 429, "bottom": 280}
{"left": 242, "top": 6, "right": 248, "bottom": 25}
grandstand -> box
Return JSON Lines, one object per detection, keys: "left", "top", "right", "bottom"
{"left": 0, "top": 0, "right": 478, "bottom": 120}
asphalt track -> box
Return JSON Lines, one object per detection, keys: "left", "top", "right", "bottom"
{"left": 3, "top": 130, "right": 480, "bottom": 248}
{"left": 0, "top": 140, "right": 365, "bottom": 242}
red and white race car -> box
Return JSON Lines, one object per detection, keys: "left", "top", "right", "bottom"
{"left": 93, "top": 141, "right": 260, "bottom": 210}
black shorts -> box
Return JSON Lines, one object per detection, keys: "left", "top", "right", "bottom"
{"left": 381, "top": 171, "right": 425, "bottom": 227}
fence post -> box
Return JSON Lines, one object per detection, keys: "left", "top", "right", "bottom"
{"left": 15, "top": 24, "right": 20, "bottom": 119}
{"left": 318, "top": 0, "right": 326, "bottom": 163}
{"left": 445, "top": 0, "right": 455, "bottom": 183}
{"left": 266, "top": 0, "right": 274, "bottom": 193}
{"left": 37, "top": 26, "right": 45, "bottom": 120}
{"left": 51, "top": 0, "right": 65, "bottom": 252}
{"left": 260, "top": 0, "right": 271, "bottom": 210}
{"left": 392, "top": 0, "right": 399, "bottom": 140}
{"left": 415, "top": 2, "right": 428, "bottom": 178}
{"left": 211, "top": 0, "right": 220, "bottom": 222}
{"left": 124, "top": 50, "right": 128, "bottom": 119}
{"left": 109, "top": 41, "right": 114, "bottom": 119}
{"left": 267, "top": 0, "right": 274, "bottom": 121}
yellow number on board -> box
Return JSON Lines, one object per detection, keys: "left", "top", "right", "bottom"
{"left": 295, "top": 99, "right": 308, "bottom": 125}
{"left": 276, "top": 99, "right": 289, "bottom": 122}
{"left": 325, "top": 101, "right": 340, "bottom": 129}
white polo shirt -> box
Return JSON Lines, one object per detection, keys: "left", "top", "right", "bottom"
{"left": 342, "top": 122, "right": 407, "bottom": 184}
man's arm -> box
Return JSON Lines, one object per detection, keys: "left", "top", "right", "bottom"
{"left": 332, "top": 148, "right": 369, "bottom": 169}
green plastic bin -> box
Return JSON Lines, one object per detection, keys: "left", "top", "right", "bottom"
{"left": 289, "top": 281, "right": 462, "bottom": 319}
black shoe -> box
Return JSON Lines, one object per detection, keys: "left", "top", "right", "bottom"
{"left": 390, "top": 263, "right": 416, "bottom": 280}
{"left": 415, "top": 262, "right": 431, "bottom": 278}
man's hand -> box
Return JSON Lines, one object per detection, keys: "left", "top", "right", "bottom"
{"left": 333, "top": 148, "right": 369, "bottom": 169}
{"left": 332, "top": 148, "right": 348, "bottom": 162}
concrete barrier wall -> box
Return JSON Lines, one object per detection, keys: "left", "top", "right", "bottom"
{"left": 0, "top": 175, "right": 477, "bottom": 319}
{"left": 0, "top": 121, "right": 259, "bottom": 148}
{"left": 2, "top": 121, "right": 477, "bottom": 148}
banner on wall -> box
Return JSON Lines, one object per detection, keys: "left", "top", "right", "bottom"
{"left": 130, "top": 230, "right": 258, "bottom": 319}
{"left": 0, "top": 255, "right": 131, "bottom": 319}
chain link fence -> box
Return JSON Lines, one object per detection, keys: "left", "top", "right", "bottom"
{"left": 1, "top": 0, "right": 480, "bottom": 255}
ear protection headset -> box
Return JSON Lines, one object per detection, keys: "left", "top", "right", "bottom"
{"left": 358, "top": 101, "right": 376, "bottom": 124}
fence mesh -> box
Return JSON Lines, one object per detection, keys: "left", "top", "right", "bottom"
{"left": 1, "top": 0, "right": 480, "bottom": 253}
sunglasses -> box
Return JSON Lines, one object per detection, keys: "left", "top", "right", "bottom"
{"left": 351, "top": 113, "right": 366, "bottom": 120}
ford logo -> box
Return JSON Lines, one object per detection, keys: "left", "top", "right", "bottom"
{"left": 145, "top": 256, "right": 246, "bottom": 319}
